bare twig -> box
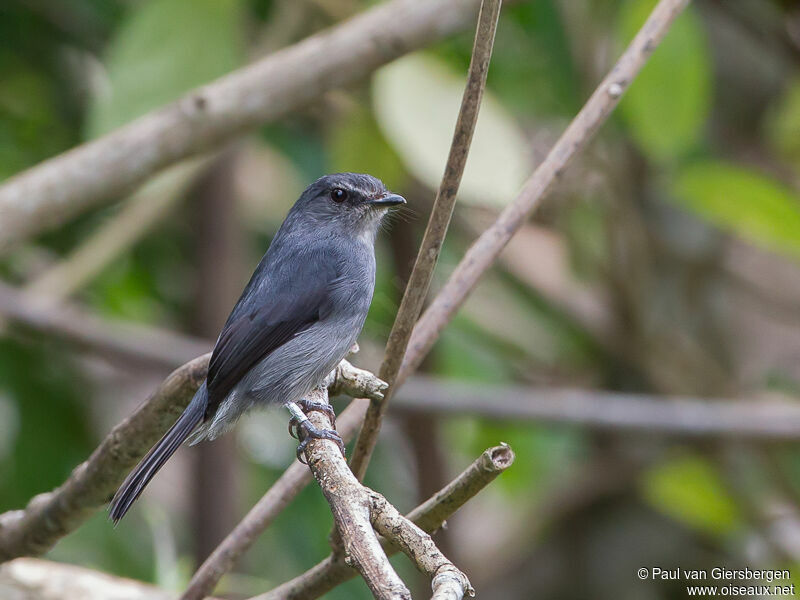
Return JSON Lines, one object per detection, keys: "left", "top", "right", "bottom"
{"left": 298, "top": 387, "right": 412, "bottom": 600}
{"left": 0, "top": 0, "right": 494, "bottom": 252}
{"left": 393, "top": 0, "right": 690, "bottom": 387}
{"left": 0, "top": 355, "right": 209, "bottom": 561}
{"left": 327, "top": 359, "right": 390, "bottom": 400}
{"left": 394, "top": 377, "right": 800, "bottom": 440}
{"left": 0, "top": 282, "right": 210, "bottom": 371}
{"left": 180, "top": 403, "right": 369, "bottom": 600}
{"left": 369, "top": 492, "right": 474, "bottom": 600}
{"left": 22, "top": 157, "right": 211, "bottom": 304}
{"left": 253, "top": 445, "right": 514, "bottom": 600}
{"left": 349, "top": 0, "right": 503, "bottom": 481}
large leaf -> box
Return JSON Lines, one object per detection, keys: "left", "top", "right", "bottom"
{"left": 672, "top": 160, "right": 800, "bottom": 259}
{"left": 641, "top": 455, "right": 741, "bottom": 536}
{"left": 617, "top": 0, "right": 711, "bottom": 162}
{"left": 86, "top": 0, "right": 243, "bottom": 138}
{"left": 372, "top": 54, "right": 530, "bottom": 207}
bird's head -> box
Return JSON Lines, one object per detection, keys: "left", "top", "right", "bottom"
{"left": 288, "top": 173, "right": 406, "bottom": 243}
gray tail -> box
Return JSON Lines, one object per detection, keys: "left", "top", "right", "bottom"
{"left": 109, "top": 383, "right": 207, "bottom": 523}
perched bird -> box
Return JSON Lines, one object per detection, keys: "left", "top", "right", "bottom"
{"left": 109, "top": 173, "right": 405, "bottom": 522}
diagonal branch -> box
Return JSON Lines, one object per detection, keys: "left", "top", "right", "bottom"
{"left": 0, "top": 0, "right": 496, "bottom": 253}
{"left": 349, "top": 0, "right": 504, "bottom": 482}
{"left": 295, "top": 387, "right": 412, "bottom": 600}
{"left": 368, "top": 492, "right": 474, "bottom": 600}
{"left": 394, "top": 0, "right": 691, "bottom": 386}
{"left": 252, "top": 445, "right": 514, "bottom": 600}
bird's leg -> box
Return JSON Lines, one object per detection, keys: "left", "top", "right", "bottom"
{"left": 286, "top": 401, "right": 346, "bottom": 464}
{"left": 287, "top": 398, "right": 337, "bottom": 437}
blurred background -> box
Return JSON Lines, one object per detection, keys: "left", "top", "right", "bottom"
{"left": 2, "top": 0, "right": 800, "bottom": 598}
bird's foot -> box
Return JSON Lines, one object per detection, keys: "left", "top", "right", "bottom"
{"left": 294, "top": 421, "right": 346, "bottom": 464}
{"left": 287, "top": 398, "right": 336, "bottom": 438}
{"left": 286, "top": 400, "right": 345, "bottom": 464}
{"left": 298, "top": 398, "right": 337, "bottom": 425}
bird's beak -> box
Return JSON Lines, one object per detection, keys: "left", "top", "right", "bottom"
{"left": 368, "top": 193, "right": 406, "bottom": 207}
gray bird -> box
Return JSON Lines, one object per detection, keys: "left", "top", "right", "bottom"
{"left": 110, "top": 173, "right": 405, "bottom": 522}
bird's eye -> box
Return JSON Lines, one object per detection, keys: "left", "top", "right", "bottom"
{"left": 330, "top": 188, "right": 347, "bottom": 203}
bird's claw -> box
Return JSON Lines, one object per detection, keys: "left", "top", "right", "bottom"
{"left": 295, "top": 422, "right": 346, "bottom": 464}
{"left": 297, "top": 398, "right": 337, "bottom": 425}
{"left": 289, "top": 399, "right": 336, "bottom": 439}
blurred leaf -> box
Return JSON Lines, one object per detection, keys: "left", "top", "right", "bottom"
{"left": 487, "top": 1, "right": 580, "bottom": 115}
{"left": 436, "top": 317, "right": 516, "bottom": 384}
{"left": 672, "top": 160, "right": 800, "bottom": 259}
{"left": 328, "top": 106, "right": 406, "bottom": 191}
{"left": 766, "top": 78, "right": 800, "bottom": 169}
{"left": 86, "top": 0, "right": 244, "bottom": 137}
{"left": 0, "top": 54, "right": 72, "bottom": 178}
{"left": 641, "top": 455, "right": 741, "bottom": 536}
{"left": 617, "top": 0, "right": 711, "bottom": 162}
{"left": 449, "top": 418, "right": 583, "bottom": 498}
{"left": 372, "top": 53, "right": 530, "bottom": 207}
{"left": 435, "top": 0, "right": 579, "bottom": 116}
{"left": 0, "top": 340, "right": 94, "bottom": 511}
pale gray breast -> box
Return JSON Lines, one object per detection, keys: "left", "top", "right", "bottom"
{"left": 238, "top": 238, "right": 375, "bottom": 405}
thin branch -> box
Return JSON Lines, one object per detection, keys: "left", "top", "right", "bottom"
{"left": 349, "top": 0, "right": 504, "bottom": 481}
{"left": 179, "top": 401, "right": 368, "bottom": 600}
{"left": 22, "top": 156, "right": 212, "bottom": 303}
{"left": 0, "top": 354, "right": 209, "bottom": 561}
{"left": 0, "top": 0, "right": 495, "bottom": 253}
{"left": 394, "top": 377, "right": 800, "bottom": 440}
{"left": 253, "top": 445, "right": 514, "bottom": 600}
{"left": 297, "top": 387, "right": 412, "bottom": 600}
{"left": 369, "top": 492, "right": 474, "bottom": 600}
{"left": 0, "top": 282, "right": 210, "bottom": 371}
{"left": 391, "top": 0, "right": 690, "bottom": 389}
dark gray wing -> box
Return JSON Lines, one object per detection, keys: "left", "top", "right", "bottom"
{"left": 205, "top": 251, "right": 339, "bottom": 418}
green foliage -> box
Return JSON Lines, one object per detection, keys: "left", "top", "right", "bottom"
{"left": 617, "top": 0, "right": 711, "bottom": 162}
{"left": 449, "top": 418, "right": 584, "bottom": 498}
{"left": 0, "top": 55, "right": 72, "bottom": 179}
{"left": 766, "top": 78, "right": 800, "bottom": 169}
{"left": 0, "top": 340, "right": 94, "bottom": 511}
{"left": 328, "top": 106, "right": 406, "bottom": 192}
{"left": 86, "top": 0, "right": 244, "bottom": 137}
{"left": 436, "top": 0, "right": 579, "bottom": 116}
{"left": 672, "top": 160, "right": 800, "bottom": 259}
{"left": 641, "top": 454, "right": 741, "bottom": 536}
{"left": 372, "top": 53, "right": 529, "bottom": 207}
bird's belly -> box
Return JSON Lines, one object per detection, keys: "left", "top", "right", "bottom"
{"left": 236, "top": 316, "right": 361, "bottom": 406}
